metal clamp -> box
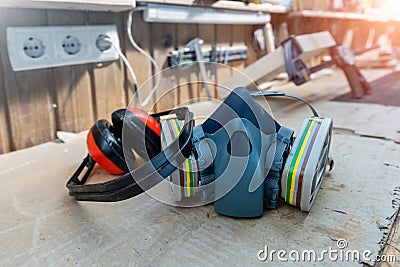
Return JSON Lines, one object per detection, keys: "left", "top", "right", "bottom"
{"left": 282, "top": 36, "right": 311, "bottom": 86}
{"left": 168, "top": 39, "right": 248, "bottom": 67}
{"left": 282, "top": 36, "right": 371, "bottom": 98}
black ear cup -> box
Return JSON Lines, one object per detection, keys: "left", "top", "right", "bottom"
{"left": 86, "top": 119, "right": 131, "bottom": 175}
{"left": 86, "top": 108, "right": 161, "bottom": 175}
{"left": 66, "top": 107, "right": 194, "bottom": 202}
{"left": 111, "top": 108, "right": 161, "bottom": 160}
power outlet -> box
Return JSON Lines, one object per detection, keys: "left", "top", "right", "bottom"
{"left": 7, "top": 27, "right": 55, "bottom": 71}
{"left": 7, "top": 25, "right": 120, "bottom": 71}
{"left": 62, "top": 35, "right": 81, "bottom": 55}
{"left": 24, "top": 37, "right": 46, "bottom": 58}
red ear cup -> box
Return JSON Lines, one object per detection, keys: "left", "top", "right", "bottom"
{"left": 86, "top": 108, "right": 161, "bottom": 175}
{"left": 86, "top": 119, "right": 131, "bottom": 175}
{"left": 111, "top": 108, "right": 161, "bottom": 160}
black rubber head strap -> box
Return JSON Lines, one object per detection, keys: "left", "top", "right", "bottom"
{"left": 66, "top": 107, "right": 194, "bottom": 202}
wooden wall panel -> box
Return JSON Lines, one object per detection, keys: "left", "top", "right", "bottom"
{"left": 0, "top": 58, "right": 11, "bottom": 154}
{"left": 198, "top": 24, "right": 217, "bottom": 98}
{"left": 216, "top": 25, "right": 233, "bottom": 93}
{"left": 0, "top": 8, "right": 56, "bottom": 150}
{"left": 88, "top": 12, "right": 127, "bottom": 120}
{"left": 244, "top": 25, "right": 259, "bottom": 67}
{"left": 176, "top": 24, "right": 199, "bottom": 105}
{"left": 0, "top": 8, "right": 259, "bottom": 154}
{"left": 231, "top": 25, "right": 246, "bottom": 72}
{"left": 46, "top": 10, "right": 95, "bottom": 132}
{"left": 233, "top": 25, "right": 256, "bottom": 89}
{"left": 389, "top": 22, "right": 400, "bottom": 46}
{"left": 150, "top": 23, "right": 177, "bottom": 111}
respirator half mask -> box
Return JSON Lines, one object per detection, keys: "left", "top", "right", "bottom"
{"left": 67, "top": 87, "right": 333, "bottom": 218}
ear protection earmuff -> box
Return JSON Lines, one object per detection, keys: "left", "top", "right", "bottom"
{"left": 86, "top": 108, "right": 162, "bottom": 175}
{"left": 111, "top": 108, "right": 161, "bottom": 160}
{"left": 66, "top": 107, "right": 194, "bottom": 202}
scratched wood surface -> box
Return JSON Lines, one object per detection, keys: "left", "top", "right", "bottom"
{"left": 215, "top": 24, "right": 234, "bottom": 96}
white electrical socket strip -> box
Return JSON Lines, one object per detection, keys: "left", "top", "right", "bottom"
{"left": 7, "top": 25, "right": 120, "bottom": 71}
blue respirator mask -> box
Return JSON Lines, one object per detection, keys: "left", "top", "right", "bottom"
{"left": 67, "top": 87, "right": 333, "bottom": 218}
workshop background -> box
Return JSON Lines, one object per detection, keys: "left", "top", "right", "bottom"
{"left": 0, "top": 0, "right": 400, "bottom": 154}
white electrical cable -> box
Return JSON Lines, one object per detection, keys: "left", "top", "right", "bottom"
{"left": 127, "top": 7, "right": 162, "bottom": 107}
{"left": 103, "top": 37, "right": 138, "bottom": 94}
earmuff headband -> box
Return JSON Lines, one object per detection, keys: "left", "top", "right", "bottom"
{"left": 66, "top": 107, "right": 194, "bottom": 202}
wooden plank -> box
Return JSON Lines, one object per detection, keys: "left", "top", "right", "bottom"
{"left": 123, "top": 11, "right": 153, "bottom": 109}
{"left": 221, "top": 31, "right": 337, "bottom": 97}
{"left": 216, "top": 24, "right": 233, "bottom": 95}
{"left": 176, "top": 24, "right": 199, "bottom": 105}
{"left": 198, "top": 24, "right": 217, "bottom": 98}
{"left": 0, "top": 58, "right": 11, "bottom": 154}
{"left": 150, "top": 23, "right": 177, "bottom": 111}
{"left": 0, "top": 0, "right": 135, "bottom": 12}
{"left": 88, "top": 12, "right": 127, "bottom": 120}
{"left": 0, "top": 8, "right": 56, "bottom": 150}
{"left": 46, "top": 10, "right": 95, "bottom": 132}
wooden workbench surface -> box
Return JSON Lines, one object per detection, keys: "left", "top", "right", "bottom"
{"left": 0, "top": 69, "right": 399, "bottom": 265}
